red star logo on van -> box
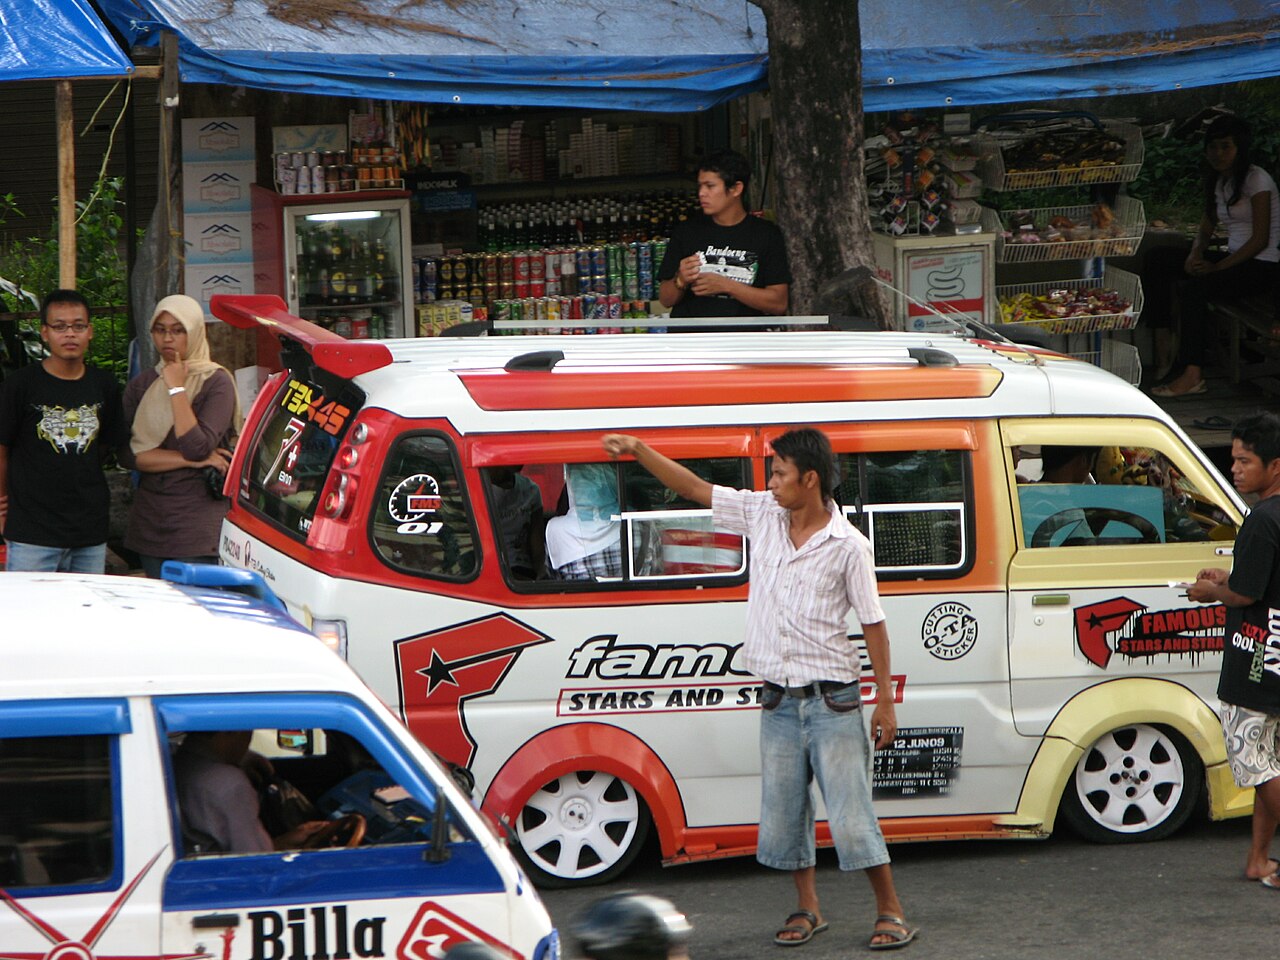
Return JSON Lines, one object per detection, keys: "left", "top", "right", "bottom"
{"left": 394, "top": 614, "right": 552, "bottom": 768}
{"left": 0, "top": 851, "right": 205, "bottom": 960}
{"left": 1075, "top": 597, "right": 1145, "bottom": 669}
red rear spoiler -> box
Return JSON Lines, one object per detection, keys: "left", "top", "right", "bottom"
{"left": 211, "top": 294, "right": 394, "bottom": 378}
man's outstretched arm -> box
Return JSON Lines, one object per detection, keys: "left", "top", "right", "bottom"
{"left": 601, "top": 434, "right": 713, "bottom": 507}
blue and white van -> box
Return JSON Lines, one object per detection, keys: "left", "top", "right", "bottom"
{"left": 0, "top": 565, "right": 557, "bottom": 960}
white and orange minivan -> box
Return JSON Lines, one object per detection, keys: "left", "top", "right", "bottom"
{"left": 215, "top": 293, "right": 1250, "bottom": 887}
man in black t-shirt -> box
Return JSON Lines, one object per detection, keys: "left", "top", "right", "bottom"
{"left": 657, "top": 150, "right": 791, "bottom": 320}
{"left": 0, "top": 289, "right": 126, "bottom": 573}
{"left": 1190, "top": 412, "right": 1280, "bottom": 886}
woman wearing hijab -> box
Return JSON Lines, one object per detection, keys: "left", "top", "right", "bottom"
{"left": 121, "top": 295, "right": 243, "bottom": 577}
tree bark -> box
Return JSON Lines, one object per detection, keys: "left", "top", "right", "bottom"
{"left": 751, "top": 0, "right": 887, "bottom": 324}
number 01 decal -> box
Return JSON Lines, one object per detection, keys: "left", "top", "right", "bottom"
{"left": 389, "top": 474, "right": 444, "bottom": 535}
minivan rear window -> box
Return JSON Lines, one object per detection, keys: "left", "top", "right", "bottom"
{"left": 240, "top": 371, "right": 364, "bottom": 540}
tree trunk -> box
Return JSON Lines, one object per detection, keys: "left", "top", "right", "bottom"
{"left": 752, "top": 0, "right": 887, "bottom": 324}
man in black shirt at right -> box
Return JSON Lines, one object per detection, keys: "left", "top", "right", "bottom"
{"left": 1190, "top": 412, "right": 1280, "bottom": 886}
{"left": 657, "top": 150, "right": 791, "bottom": 319}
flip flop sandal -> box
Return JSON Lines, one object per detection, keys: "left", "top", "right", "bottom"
{"left": 868, "top": 915, "right": 918, "bottom": 951}
{"left": 774, "top": 910, "right": 828, "bottom": 947}
{"left": 1150, "top": 380, "right": 1207, "bottom": 398}
{"left": 1261, "top": 873, "right": 1280, "bottom": 890}
{"left": 1193, "top": 415, "right": 1233, "bottom": 430}
{"left": 1246, "top": 859, "right": 1280, "bottom": 881}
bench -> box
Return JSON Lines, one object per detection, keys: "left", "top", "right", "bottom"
{"left": 1212, "top": 294, "right": 1280, "bottom": 390}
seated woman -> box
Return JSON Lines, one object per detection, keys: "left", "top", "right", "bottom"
{"left": 1148, "top": 116, "right": 1280, "bottom": 397}
{"left": 545, "top": 462, "right": 621, "bottom": 580}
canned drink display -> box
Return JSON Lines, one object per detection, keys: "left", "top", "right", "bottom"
{"left": 290, "top": 151, "right": 306, "bottom": 169}
{"left": 369, "top": 312, "right": 385, "bottom": 339}
{"left": 589, "top": 246, "right": 607, "bottom": 275}
{"left": 638, "top": 270, "right": 654, "bottom": 300}
{"left": 350, "top": 316, "right": 370, "bottom": 339}
{"left": 651, "top": 240, "right": 667, "bottom": 269}
{"left": 622, "top": 273, "right": 639, "bottom": 300}
{"left": 605, "top": 294, "right": 622, "bottom": 319}
{"left": 514, "top": 280, "right": 530, "bottom": 299}
{"left": 513, "top": 252, "right": 530, "bottom": 281}
{"left": 637, "top": 241, "right": 653, "bottom": 272}
{"left": 483, "top": 254, "right": 497, "bottom": 283}
{"left": 279, "top": 167, "right": 297, "bottom": 195}
{"left": 529, "top": 251, "right": 545, "bottom": 281}
{"left": 623, "top": 243, "right": 639, "bottom": 274}
{"left": 306, "top": 150, "right": 320, "bottom": 167}
{"left": 529, "top": 279, "right": 546, "bottom": 298}
{"left": 543, "top": 297, "right": 561, "bottom": 321}
{"left": 574, "top": 247, "right": 592, "bottom": 278}
{"left": 296, "top": 165, "right": 311, "bottom": 195}
{"left": 499, "top": 252, "right": 515, "bottom": 283}
{"left": 581, "top": 294, "right": 598, "bottom": 319}
{"left": 520, "top": 298, "right": 537, "bottom": 323}
{"left": 334, "top": 315, "right": 353, "bottom": 338}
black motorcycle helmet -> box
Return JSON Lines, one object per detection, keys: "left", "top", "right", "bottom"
{"left": 573, "top": 892, "right": 692, "bottom": 960}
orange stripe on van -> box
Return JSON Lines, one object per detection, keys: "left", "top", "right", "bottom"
{"left": 459, "top": 365, "right": 1002, "bottom": 411}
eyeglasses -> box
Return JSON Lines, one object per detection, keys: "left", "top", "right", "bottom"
{"left": 151, "top": 325, "right": 187, "bottom": 339}
{"left": 45, "top": 322, "right": 90, "bottom": 333}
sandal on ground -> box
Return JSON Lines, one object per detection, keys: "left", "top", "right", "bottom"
{"left": 1150, "top": 380, "right": 1207, "bottom": 398}
{"left": 1245, "top": 859, "right": 1279, "bottom": 881}
{"left": 1193, "top": 415, "right": 1232, "bottom": 430}
{"left": 1261, "top": 873, "right": 1280, "bottom": 890}
{"left": 868, "top": 915, "right": 918, "bottom": 951}
{"left": 774, "top": 910, "right": 828, "bottom": 947}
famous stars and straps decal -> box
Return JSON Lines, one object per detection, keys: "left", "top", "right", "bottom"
{"left": 1075, "top": 596, "right": 1225, "bottom": 669}
{"left": 394, "top": 614, "right": 553, "bottom": 768}
{"left": 0, "top": 850, "right": 207, "bottom": 960}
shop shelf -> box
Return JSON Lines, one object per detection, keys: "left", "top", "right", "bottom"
{"left": 994, "top": 196, "right": 1145, "bottom": 263}
{"left": 995, "top": 265, "right": 1143, "bottom": 335}
{"left": 975, "top": 119, "right": 1143, "bottom": 190}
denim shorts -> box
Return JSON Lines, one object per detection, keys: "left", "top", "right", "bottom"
{"left": 5, "top": 540, "right": 107, "bottom": 574}
{"left": 756, "top": 680, "right": 890, "bottom": 872}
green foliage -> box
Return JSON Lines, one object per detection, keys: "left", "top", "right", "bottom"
{"left": 1126, "top": 134, "right": 1202, "bottom": 228}
{"left": 0, "top": 178, "right": 134, "bottom": 383}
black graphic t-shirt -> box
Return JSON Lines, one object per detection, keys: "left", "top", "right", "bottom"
{"left": 657, "top": 213, "right": 792, "bottom": 318}
{"left": 1218, "top": 495, "right": 1280, "bottom": 712}
{"left": 0, "top": 363, "right": 126, "bottom": 547}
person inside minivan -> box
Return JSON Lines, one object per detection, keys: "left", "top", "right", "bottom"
{"left": 546, "top": 462, "right": 622, "bottom": 580}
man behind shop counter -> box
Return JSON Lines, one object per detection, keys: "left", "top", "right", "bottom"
{"left": 657, "top": 150, "right": 791, "bottom": 319}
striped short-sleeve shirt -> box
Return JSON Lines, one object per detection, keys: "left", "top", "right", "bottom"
{"left": 713, "top": 485, "right": 885, "bottom": 686}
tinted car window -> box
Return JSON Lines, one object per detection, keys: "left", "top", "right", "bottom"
{"left": 0, "top": 734, "right": 114, "bottom": 889}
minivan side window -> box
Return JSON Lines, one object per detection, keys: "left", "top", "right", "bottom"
{"left": 0, "top": 735, "right": 115, "bottom": 890}
{"left": 490, "top": 457, "right": 748, "bottom": 587}
{"left": 371, "top": 433, "right": 478, "bottom": 580}
{"left": 1014, "top": 444, "right": 1228, "bottom": 547}
{"left": 241, "top": 372, "right": 364, "bottom": 540}
{"left": 835, "top": 449, "right": 971, "bottom": 575}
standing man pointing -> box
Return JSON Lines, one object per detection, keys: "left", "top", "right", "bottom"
{"left": 601, "top": 428, "right": 916, "bottom": 951}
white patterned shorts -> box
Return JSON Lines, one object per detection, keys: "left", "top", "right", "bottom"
{"left": 1221, "top": 702, "right": 1280, "bottom": 787}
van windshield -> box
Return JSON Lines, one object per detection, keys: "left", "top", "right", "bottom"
{"left": 240, "top": 370, "right": 365, "bottom": 539}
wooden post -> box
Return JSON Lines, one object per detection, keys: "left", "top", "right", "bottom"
{"left": 56, "top": 80, "right": 76, "bottom": 288}
{"left": 158, "top": 31, "right": 183, "bottom": 300}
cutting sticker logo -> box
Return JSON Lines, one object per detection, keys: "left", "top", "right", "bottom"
{"left": 394, "top": 613, "right": 553, "bottom": 767}
{"left": 921, "top": 601, "right": 978, "bottom": 660}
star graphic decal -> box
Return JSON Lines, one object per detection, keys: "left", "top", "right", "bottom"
{"left": 0, "top": 850, "right": 209, "bottom": 960}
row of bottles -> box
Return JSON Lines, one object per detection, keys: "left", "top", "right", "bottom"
{"left": 477, "top": 191, "right": 699, "bottom": 251}
{"left": 298, "top": 226, "right": 400, "bottom": 308}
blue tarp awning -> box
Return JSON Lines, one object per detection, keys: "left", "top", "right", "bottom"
{"left": 2, "top": 0, "right": 133, "bottom": 81}
{"left": 95, "top": 0, "right": 1280, "bottom": 112}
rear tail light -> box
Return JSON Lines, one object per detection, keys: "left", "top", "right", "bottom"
{"left": 315, "top": 422, "right": 373, "bottom": 522}
{"left": 311, "top": 618, "right": 349, "bottom": 658}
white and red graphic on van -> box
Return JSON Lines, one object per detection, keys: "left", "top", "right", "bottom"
{"left": 396, "top": 901, "right": 517, "bottom": 960}
{"left": 0, "top": 852, "right": 196, "bottom": 960}
{"left": 394, "top": 614, "right": 553, "bottom": 767}
{"left": 1075, "top": 597, "right": 1226, "bottom": 669}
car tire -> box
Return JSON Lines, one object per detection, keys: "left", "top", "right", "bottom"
{"left": 512, "top": 769, "right": 650, "bottom": 888}
{"left": 1060, "top": 723, "right": 1202, "bottom": 843}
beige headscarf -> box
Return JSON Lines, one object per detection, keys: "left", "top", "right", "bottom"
{"left": 130, "top": 294, "right": 244, "bottom": 455}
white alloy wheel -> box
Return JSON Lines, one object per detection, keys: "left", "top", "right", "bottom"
{"left": 1061, "top": 723, "right": 1201, "bottom": 843}
{"left": 514, "top": 770, "right": 649, "bottom": 887}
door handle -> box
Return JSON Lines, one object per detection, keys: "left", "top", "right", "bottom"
{"left": 1031, "top": 593, "right": 1071, "bottom": 606}
{"left": 193, "top": 914, "right": 241, "bottom": 929}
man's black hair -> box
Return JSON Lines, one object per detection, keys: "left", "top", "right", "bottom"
{"left": 698, "top": 149, "right": 751, "bottom": 203}
{"left": 41, "top": 289, "right": 90, "bottom": 324}
{"left": 1040, "top": 445, "right": 1099, "bottom": 476}
{"left": 772, "top": 427, "right": 838, "bottom": 501}
{"left": 1233, "top": 412, "right": 1280, "bottom": 466}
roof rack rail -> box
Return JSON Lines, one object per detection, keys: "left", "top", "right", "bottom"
{"left": 908, "top": 346, "right": 959, "bottom": 367}
{"left": 505, "top": 349, "right": 564, "bottom": 372}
